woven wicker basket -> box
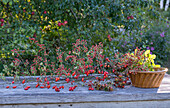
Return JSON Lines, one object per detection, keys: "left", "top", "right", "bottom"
{"left": 129, "top": 67, "right": 168, "bottom": 88}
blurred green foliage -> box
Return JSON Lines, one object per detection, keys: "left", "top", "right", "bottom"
{"left": 0, "top": 0, "right": 169, "bottom": 74}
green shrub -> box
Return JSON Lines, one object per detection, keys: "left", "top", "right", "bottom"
{"left": 0, "top": 0, "right": 166, "bottom": 73}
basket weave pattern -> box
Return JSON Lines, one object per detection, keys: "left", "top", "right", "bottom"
{"left": 129, "top": 68, "right": 168, "bottom": 88}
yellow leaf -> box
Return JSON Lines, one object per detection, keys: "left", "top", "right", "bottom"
{"left": 134, "top": 49, "right": 137, "bottom": 55}
{"left": 120, "top": 25, "right": 124, "bottom": 28}
{"left": 151, "top": 60, "right": 154, "bottom": 64}
{"left": 144, "top": 50, "right": 150, "bottom": 57}
{"left": 150, "top": 54, "right": 156, "bottom": 59}
{"left": 153, "top": 65, "right": 161, "bottom": 68}
{"left": 130, "top": 53, "right": 134, "bottom": 56}
{"left": 121, "top": 10, "right": 123, "bottom": 14}
{"left": 1, "top": 54, "right": 6, "bottom": 58}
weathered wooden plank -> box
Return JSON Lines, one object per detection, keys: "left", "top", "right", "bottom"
{"left": 0, "top": 74, "right": 170, "bottom": 107}
{"left": 0, "top": 100, "right": 170, "bottom": 108}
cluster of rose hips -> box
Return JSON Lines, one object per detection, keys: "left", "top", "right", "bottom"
{"left": 86, "top": 81, "right": 94, "bottom": 91}
{"left": 4, "top": 39, "right": 134, "bottom": 92}
{"left": 5, "top": 70, "right": 131, "bottom": 92}
{"left": 58, "top": 21, "right": 68, "bottom": 27}
{"left": 103, "top": 59, "right": 131, "bottom": 89}
{"left": 113, "top": 73, "right": 131, "bottom": 88}
{"left": 0, "top": 18, "right": 4, "bottom": 27}
{"left": 94, "top": 81, "right": 113, "bottom": 91}
{"left": 5, "top": 77, "right": 64, "bottom": 92}
{"left": 127, "top": 15, "right": 134, "bottom": 20}
{"left": 52, "top": 85, "right": 64, "bottom": 92}
{"left": 6, "top": 80, "right": 24, "bottom": 89}
{"left": 69, "top": 85, "right": 77, "bottom": 91}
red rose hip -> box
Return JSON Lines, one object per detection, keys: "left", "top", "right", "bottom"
{"left": 13, "top": 86, "right": 17, "bottom": 89}
{"left": 0, "top": 19, "right": 4, "bottom": 23}
{"left": 58, "top": 22, "right": 62, "bottom": 27}
{"left": 127, "top": 16, "right": 130, "bottom": 20}
{"left": 12, "top": 81, "right": 14, "bottom": 84}
{"left": 130, "top": 15, "right": 134, "bottom": 19}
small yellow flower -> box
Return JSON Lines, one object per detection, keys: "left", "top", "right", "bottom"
{"left": 45, "top": 16, "right": 48, "bottom": 21}
{"left": 41, "top": 16, "right": 43, "bottom": 19}
{"left": 27, "top": 0, "right": 30, "bottom": 2}
{"left": 47, "top": 25, "right": 51, "bottom": 28}
{"left": 55, "top": 21, "right": 58, "bottom": 24}
{"left": 141, "top": 25, "right": 146, "bottom": 29}
{"left": 49, "top": 20, "right": 53, "bottom": 24}
{"left": 1, "top": 54, "right": 6, "bottom": 58}
{"left": 43, "top": 26, "right": 47, "bottom": 29}
{"left": 15, "top": 14, "right": 19, "bottom": 19}
{"left": 139, "top": 62, "right": 143, "bottom": 65}
{"left": 28, "top": 15, "right": 31, "bottom": 19}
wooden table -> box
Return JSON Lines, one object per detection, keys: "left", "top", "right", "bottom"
{"left": 0, "top": 74, "right": 170, "bottom": 108}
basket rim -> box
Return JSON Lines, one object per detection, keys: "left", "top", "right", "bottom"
{"left": 129, "top": 67, "right": 168, "bottom": 73}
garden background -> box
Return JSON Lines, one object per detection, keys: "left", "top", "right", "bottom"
{"left": 0, "top": 0, "right": 169, "bottom": 76}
